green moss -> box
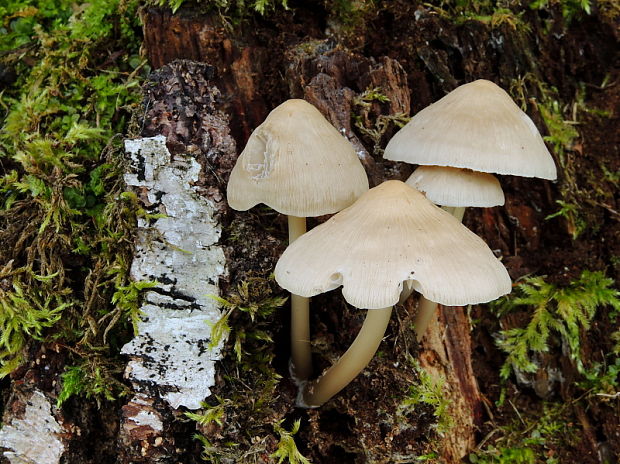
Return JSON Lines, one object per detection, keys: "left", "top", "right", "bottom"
{"left": 424, "top": 1, "right": 529, "bottom": 30}
{"left": 493, "top": 270, "right": 620, "bottom": 381}
{"left": 187, "top": 277, "right": 291, "bottom": 462}
{"left": 111, "top": 280, "right": 159, "bottom": 336}
{"left": 352, "top": 85, "right": 410, "bottom": 156}
{"left": 545, "top": 200, "right": 586, "bottom": 240}
{"left": 425, "top": 0, "right": 592, "bottom": 28}
{"left": 510, "top": 75, "right": 613, "bottom": 240}
{"left": 208, "top": 279, "right": 288, "bottom": 360}
{"left": 271, "top": 419, "right": 311, "bottom": 464}
{"left": 185, "top": 396, "right": 231, "bottom": 426}
{"left": 0, "top": 279, "right": 71, "bottom": 377}
{"left": 148, "top": 0, "right": 289, "bottom": 16}
{"left": 529, "top": 0, "right": 591, "bottom": 23}
{"left": 0, "top": 0, "right": 147, "bottom": 402}
{"left": 57, "top": 360, "right": 129, "bottom": 407}
{"left": 398, "top": 357, "right": 453, "bottom": 435}
{"left": 468, "top": 402, "right": 579, "bottom": 464}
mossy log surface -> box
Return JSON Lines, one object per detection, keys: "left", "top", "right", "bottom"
{"left": 1, "top": 2, "right": 618, "bottom": 464}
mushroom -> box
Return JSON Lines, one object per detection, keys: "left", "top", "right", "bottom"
{"left": 384, "top": 79, "right": 557, "bottom": 339}
{"left": 275, "top": 180, "right": 511, "bottom": 407}
{"left": 384, "top": 79, "right": 557, "bottom": 180}
{"left": 227, "top": 99, "right": 369, "bottom": 380}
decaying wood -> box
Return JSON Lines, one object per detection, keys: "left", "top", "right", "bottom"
{"left": 413, "top": 302, "right": 483, "bottom": 462}
{"left": 138, "top": 9, "right": 485, "bottom": 461}
{"left": 140, "top": 8, "right": 270, "bottom": 143}
{"left": 118, "top": 60, "right": 237, "bottom": 463}
{"left": 0, "top": 389, "right": 66, "bottom": 464}
{"left": 286, "top": 44, "right": 411, "bottom": 187}
{"left": 0, "top": 345, "right": 86, "bottom": 464}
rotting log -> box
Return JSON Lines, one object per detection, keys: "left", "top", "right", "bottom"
{"left": 138, "top": 9, "right": 485, "bottom": 461}
{"left": 140, "top": 7, "right": 271, "bottom": 143}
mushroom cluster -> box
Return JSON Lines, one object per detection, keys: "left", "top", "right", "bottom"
{"left": 275, "top": 180, "right": 511, "bottom": 407}
{"left": 384, "top": 79, "right": 558, "bottom": 339}
{"left": 226, "top": 81, "right": 556, "bottom": 407}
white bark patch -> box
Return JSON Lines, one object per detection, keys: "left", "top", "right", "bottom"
{"left": 121, "top": 135, "right": 226, "bottom": 410}
{"left": 0, "top": 390, "right": 64, "bottom": 464}
{"left": 125, "top": 395, "right": 164, "bottom": 431}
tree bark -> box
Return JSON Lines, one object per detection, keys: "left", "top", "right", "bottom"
{"left": 118, "top": 60, "right": 237, "bottom": 462}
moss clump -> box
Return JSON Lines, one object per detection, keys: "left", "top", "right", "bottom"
{"left": 398, "top": 357, "right": 453, "bottom": 436}
{"left": 509, "top": 75, "right": 614, "bottom": 241}
{"left": 0, "top": 0, "right": 147, "bottom": 401}
{"left": 271, "top": 419, "right": 311, "bottom": 464}
{"left": 468, "top": 402, "right": 579, "bottom": 464}
{"left": 424, "top": 0, "right": 592, "bottom": 29}
{"left": 148, "top": 0, "right": 289, "bottom": 15}
{"left": 494, "top": 270, "right": 620, "bottom": 380}
{"left": 352, "top": 86, "right": 410, "bottom": 156}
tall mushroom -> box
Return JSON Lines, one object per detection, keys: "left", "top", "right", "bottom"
{"left": 275, "top": 180, "right": 511, "bottom": 407}
{"left": 227, "top": 99, "right": 369, "bottom": 380}
{"left": 384, "top": 79, "right": 557, "bottom": 339}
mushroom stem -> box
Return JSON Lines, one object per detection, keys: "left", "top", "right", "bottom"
{"left": 288, "top": 215, "right": 307, "bottom": 243}
{"left": 300, "top": 306, "right": 392, "bottom": 407}
{"left": 288, "top": 215, "right": 312, "bottom": 381}
{"left": 452, "top": 206, "right": 466, "bottom": 222}
{"left": 413, "top": 297, "right": 438, "bottom": 341}
{"left": 441, "top": 206, "right": 466, "bottom": 222}
{"left": 414, "top": 206, "right": 466, "bottom": 341}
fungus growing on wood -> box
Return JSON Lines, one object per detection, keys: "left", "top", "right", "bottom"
{"left": 275, "top": 180, "right": 511, "bottom": 407}
{"left": 384, "top": 79, "right": 557, "bottom": 339}
{"left": 384, "top": 79, "right": 557, "bottom": 180}
{"left": 227, "top": 99, "right": 369, "bottom": 380}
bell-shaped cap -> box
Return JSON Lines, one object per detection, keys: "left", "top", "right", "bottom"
{"left": 407, "top": 165, "right": 505, "bottom": 207}
{"left": 227, "top": 99, "right": 369, "bottom": 217}
{"left": 384, "top": 80, "right": 557, "bottom": 180}
{"left": 275, "top": 180, "right": 511, "bottom": 309}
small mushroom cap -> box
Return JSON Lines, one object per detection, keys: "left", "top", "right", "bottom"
{"left": 227, "top": 99, "right": 369, "bottom": 217}
{"left": 275, "top": 180, "right": 511, "bottom": 309}
{"left": 407, "top": 165, "right": 505, "bottom": 207}
{"left": 384, "top": 80, "right": 557, "bottom": 180}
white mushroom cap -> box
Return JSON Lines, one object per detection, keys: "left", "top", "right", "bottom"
{"left": 275, "top": 180, "right": 511, "bottom": 309}
{"left": 227, "top": 99, "right": 369, "bottom": 217}
{"left": 407, "top": 165, "right": 505, "bottom": 207}
{"left": 384, "top": 80, "right": 557, "bottom": 180}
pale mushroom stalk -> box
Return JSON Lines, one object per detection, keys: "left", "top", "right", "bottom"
{"left": 288, "top": 215, "right": 312, "bottom": 380}
{"left": 301, "top": 307, "right": 392, "bottom": 407}
{"left": 412, "top": 297, "right": 439, "bottom": 341}
{"left": 288, "top": 215, "right": 307, "bottom": 243}
{"left": 413, "top": 206, "right": 467, "bottom": 341}
{"left": 442, "top": 206, "right": 466, "bottom": 222}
